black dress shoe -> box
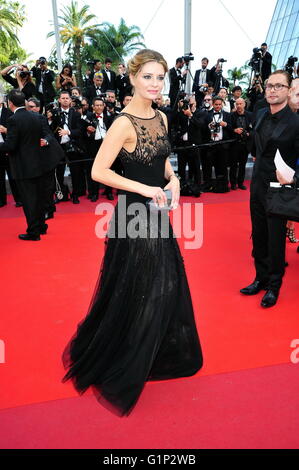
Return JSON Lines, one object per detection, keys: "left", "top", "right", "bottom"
{"left": 238, "top": 184, "right": 247, "bottom": 190}
{"left": 231, "top": 184, "right": 237, "bottom": 190}
{"left": 72, "top": 196, "right": 80, "bottom": 204}
{"left": 91, "top": 195, "right": 99, "bottom": 202}
{"left": 15, "top": 201, "right": 23, "bottom": 207}
{"left": 18, "top": 234, "right": 40, "bottom": 241}
{"left": 45, "top": 212, "right": 54, "bottom": 220}
{"left": 297, "top": 246, "right": 299, "bottom": 253}
{"left": 40, "top": 223, "right": 48, "bottom": 235}
{"left": 107, "top": 193, "right": 114, "bottom": 201}
{"left": 261, "top": 289, "right": 279, "bottom": 308}
{"left": 240, "top": 280, "right": 268, "bottom": 295}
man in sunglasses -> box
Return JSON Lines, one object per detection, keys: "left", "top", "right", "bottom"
{"left": 240, "top": 70, "right": 299, "bottom": 308}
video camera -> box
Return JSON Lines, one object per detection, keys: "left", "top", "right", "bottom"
{"left": 183, "top": 53, "right": 194, "bottom": 65}
{"left": 249, "top": 47, "right": 263, "bottom": 75}
{"left": 284, "top": 55, "right": 298, "bottom": 77}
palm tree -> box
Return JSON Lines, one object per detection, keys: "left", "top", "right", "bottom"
{"left": 47, "top": 1, "right": 100, "bottom": 86}
{"left": 227, "top": 66, "right": 249, "bottom": 89}
{"left": 0, "top": 0, "right": 25, "bottom": 48}
{"left": 85, "top": 18, "right": 146, "bottom": 64}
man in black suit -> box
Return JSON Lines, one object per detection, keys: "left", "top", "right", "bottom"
{"left": 0, "top": 95, "right": 22, "bottom": 207}
{"left": 229, "top": 98, "right": 253, "bottom": 190}
{"left": 240, "top": 71, "right": 299, "bottom": 307}
{"left": 192, "top": 57, "right": 212, "bottom": 108}
{"left": 202, "top": 96, "right": 232, "bottom": 192}
{"left": 26, "top": 97, "right": 64, "bottom": 219}
{"left": 261, "top": 43, "right": 272, "bottom": 84}
{"left": 115, "top": 63, "right": 132, "bottom": 104}
{"left": 0, "top": 90, "right": 60, "bottom": 240}
{"left": 88, "top": 60, "right": 103, "bottom": 85}
{"left": 31, "top": 57, "right": 56, "bottom": 112}
{"left": 168, "top": 57, "right": 187, "bottom": 108}
{"left": 85, "top": 73, "right": 105, "bottom": 106}
{"left": 82, "top": 97, "right": 113, "bottom": 201}
{"left": 49, "top": 91, "right": 84, "bottom": 204}
{"left": 101, "top": 58, "right": 116, "bottom": 92}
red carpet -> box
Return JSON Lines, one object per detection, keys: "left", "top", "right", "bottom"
{"left": 1, "top": 187, "right": 299, "bottom": 448}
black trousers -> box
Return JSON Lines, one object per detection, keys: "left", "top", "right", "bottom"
{"left": 177, "top": 141, "right": 201, "bottom": 184}
{"left": 0, "top": 154, "right": 22, "bottom": 204}
{"left": 250, "top": 186, "right": 287, "bottom": 291}
{"left": 206, "top": 145, "right": 228, "bottom": 182}
{"left": 229, "top": 142, "right": 248, "bottom": 185}
{"left": 16, "top": 172, "right": 52, "bottom": 236}
{"left": 67, "top": 151, "right": 85, "bottom": 197}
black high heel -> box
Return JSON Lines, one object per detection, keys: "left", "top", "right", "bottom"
{"left": 286, "top": 228, "right": 299, "bottom": 243}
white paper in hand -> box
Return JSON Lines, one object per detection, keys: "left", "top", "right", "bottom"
{"left": 274, "top": 149, "right": 295, "bottom": 182}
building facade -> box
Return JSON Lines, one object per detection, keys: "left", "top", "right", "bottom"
{"left": 266, "top": 0, "right": 299, "bottom": 68}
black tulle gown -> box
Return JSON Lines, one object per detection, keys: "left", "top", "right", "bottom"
{"left": 62, "top": 110, "right": 203, "bottom": 416}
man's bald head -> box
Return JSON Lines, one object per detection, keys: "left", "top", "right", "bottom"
{"left": 235, "top": 97, "right": 246, "bottom": 113}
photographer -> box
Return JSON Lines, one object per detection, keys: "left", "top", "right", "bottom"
{"left": 168, "top": 57, "right": 188, "bottom": 108}
{"left": 211, "top": 59, "right": 229, "bottom": 95}
{"left": 261, "top": 43, "right": 272, "bottom": 83}
{"left": 86, "top": 73, "right": 105, "bottom": 107}
{"left": 101, "top": 58, "right": 116, "bottom": 92}
{"left": 31, "top": 57, "right": 56, "bottom": 112}
{"left": 229, "top": 98, "right": 253, "bottom": 190}
{"left": 56, "top": 64, "right": 77, "bottom": 93}
{"left": 192, "top": 57, "right": 212, "bottom": 108}
{"left": 105, "top": 90, "right": 121, "bottom": 116}
{"left": 0, "top": 64, "right": 37, "bottom": 100}
{"left": 202, "top": 96, "right": 232, "bottom": 192}
{"left": 172, "top": 95, "right": 202, "bottom": 192}
{"left": 49, "top": 91, "right": 84, "bottom": 204}
{"left": 247, "top": 75, "right": 264, "bottom": 112}
{"left": 82, "top": 97, "right": 113, "bottom": 201}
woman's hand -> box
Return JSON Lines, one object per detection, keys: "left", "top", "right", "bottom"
{"left": 164, "top": 176, "right": 180, "bottom": 210}
{"left": 140, "top": 186, "right": 168, "bottom": 208}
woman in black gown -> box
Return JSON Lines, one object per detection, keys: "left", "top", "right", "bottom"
{"left": 62, "top": 49, "right": 203, "bottom": 416}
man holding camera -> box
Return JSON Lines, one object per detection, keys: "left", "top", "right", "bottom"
{"left": 82, "top": 97, "right": 113, "bottom": 201}
{"left": 202, "top": 96, "right": 232, "bottom": 192}
{"left": 229, "top": 98, "right": 253, "bottom": 190}
{"left": 0, "top": 64, "right": 37, "bottom": 100}
{"left": 168, "top": 58, "right": 188, "bottom": 109}
{"left": 31, "top": 57, "right": 56, "bottom": 113}
{"left": 192, "top": 57, "right": 212, "bottom": 108}
{"left": 49, "top": 91, "right": 83, "bottom": 204}
{"left": 261, "top": 43, "right": 272, "bottom": 83}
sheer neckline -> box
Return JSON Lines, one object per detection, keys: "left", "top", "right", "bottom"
{"left": 120, "top": 110, "right": 158, "bottom": 120}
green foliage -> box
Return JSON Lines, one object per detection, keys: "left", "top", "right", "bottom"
{"left": 0, "top": 0, "right": 28, "bottom": 69}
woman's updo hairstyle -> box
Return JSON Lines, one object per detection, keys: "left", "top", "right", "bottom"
{"left": 127, "top": 49, "right": 168, "bottom": 76}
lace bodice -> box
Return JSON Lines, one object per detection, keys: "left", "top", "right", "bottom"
{"left": 117, "top": 110, "right": 171, "bottom": 166}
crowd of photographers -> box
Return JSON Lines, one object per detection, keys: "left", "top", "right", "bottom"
{"left": 1, "top": 45, "right": 299, "bottom": 216}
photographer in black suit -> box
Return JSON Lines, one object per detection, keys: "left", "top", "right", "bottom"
{"left": 192, "top": 57, "right": 212, "bottom": 108}
{"left": 0, "top": 90, "right": 60, "bottom": 240}
{"left": 202, "top": 96, "right": 232, "bottom": 192}
{"left": 101, "top": 58, "right": 116, "bottom": 92}
{"left": 261, "top": 43, "right": 272, "bottom": 83}
{"left": 82, "top": 97, "right": 113, "bottom": 201}
{"left": 240, "top": 71, "right": 299, "bottom": 307}
{"left": 49, "top": 91, "right": 84, "bottom": 204}
{"left": 229, "top": 98, "right": 253, "bottom": 190}
{"left": 168, "top": 57, "right": 187, "bottom": 108}
{"left": 31, "top": 57, "right": 56, "bottom": 112}
{"left": 0, "top": 95, "right": 22, "bottom": 207}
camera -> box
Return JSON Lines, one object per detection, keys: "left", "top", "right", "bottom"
{"left": 71, "top": 97, "right": 83, "bottom": 110}
{"left": 19, "top": 70, "right": 31, "bottom": 79}
{"left": 181, "top": 96, "right": 190, "bottom": 111}
{"left": 218, "top": 58, "right": 227, "bottom": 63}
{"left": 285, "top": 55, "right": 298, "bottom": 77}
{"left": 199, "top": 85, "right": 208, "bottom": 93}
{"left": 210, "top": 122, "right": 221, "bottom": 133}
{"left": 183, "top": 53, "right": 194, "bottom": 64}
